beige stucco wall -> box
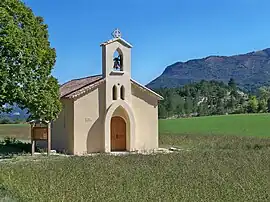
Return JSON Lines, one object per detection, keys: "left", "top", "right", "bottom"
{"left": 51, "top": 99, "right": 74, "bottom": 154}
{"left": 73, "top": 83, "right": 106, "bottom": 155}
{"left": 131, "top": 85, "right": 159, "bottom": 151}
{"left": 51, "top": 82, "right": 159, "bottom": 154}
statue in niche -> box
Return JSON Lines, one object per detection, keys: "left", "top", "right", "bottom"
{"left": 113, "top": 54, "right": 123, "bottom": 71}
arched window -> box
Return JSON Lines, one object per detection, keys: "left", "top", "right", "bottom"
{"left": 120, "top": 85, "right": 125, "bottom": 100}
{"left": 112, "top": 85, "right": 117, "bottom": 100}
{"left": 112, "top": 48, "right": 123, "bottom": 71}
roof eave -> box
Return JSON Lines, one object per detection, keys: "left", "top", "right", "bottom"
{"left": 131, "top": 79, "right": 164, "bottom": 100}
{"left": 100, "top": 38, "right": 133, "bottom": 48}
{"left": 61, "top": 78, "right": 106, "bottom": 100}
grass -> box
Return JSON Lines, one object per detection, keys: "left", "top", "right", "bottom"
{"left": 0, "top": 114, "right": 269, "bottom": 201}
{"left": 1, "top": 113, "right": 269, "bottom": 142}
{"left": 0, "top": 124, "right": 30, "bottom": 141}
{"left": 159, "top": 113, "right": 270, "bottom": 137}
{"left": 0, "top": 134, "right": 269, "bottom": 202}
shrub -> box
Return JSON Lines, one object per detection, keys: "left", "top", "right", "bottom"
{"left": 0, "top": 118, "right": 12, "bottom": 124}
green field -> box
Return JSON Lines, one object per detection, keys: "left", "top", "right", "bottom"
{"left": 0, "top": 114, "right": 270, "bottom": 201}
{"left": 159, "top": 113, "right": 270, "bottom": 137}
{"left": 0, "top": 124, "right": 30, "bottom": 141}
{"left": 1, "top": 113, "right": 269, "bottom": 141}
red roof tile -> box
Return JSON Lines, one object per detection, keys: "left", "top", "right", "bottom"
{"left": 60, "top": 75, "right": 163, "bottom": 100}
{"left": 60, "top": 75, "right": 103, "bottom": 98}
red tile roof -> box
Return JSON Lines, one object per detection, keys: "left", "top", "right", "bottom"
{"left": 60, "top": 75, "right": 163, "bottom": 100}
{"left": 60, "top": 75, "right": 104, "bottom": 99}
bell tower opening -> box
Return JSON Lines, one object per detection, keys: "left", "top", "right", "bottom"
{"left": 113, "top": 49, "right": 123, "bottom": 72}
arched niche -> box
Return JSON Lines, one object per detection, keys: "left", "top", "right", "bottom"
{"left": 112, "top": 85, "right": 117, "bottom": 100}
{"left": 120, "top": 85, "right": 125, "bottom": 100}
{"left": 112, "top": 48, "right": 124, "bottom": 71}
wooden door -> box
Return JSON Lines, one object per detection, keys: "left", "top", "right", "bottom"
{"left": 111, "top": 116, "right": 126, "bottom": 151}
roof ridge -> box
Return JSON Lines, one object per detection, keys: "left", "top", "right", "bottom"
{"left": 60, "top": 74, "right": 102, "bottom": 87}
{"left": 62, "top": 77, "right": 104, "bottom": 98}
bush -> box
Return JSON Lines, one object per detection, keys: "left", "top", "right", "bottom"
{"left": 0, "top": 137, "right": 33, "bottom": 156}
{"left": 0, "top": 118, "right": 12, "bottom": 124}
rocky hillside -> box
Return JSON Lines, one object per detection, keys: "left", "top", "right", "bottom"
{"left": 147, "top": 48, "right": 270, "bottom": 92}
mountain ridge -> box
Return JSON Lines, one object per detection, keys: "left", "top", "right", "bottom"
{"left": 147, "top": 48, "right": 270, "bottom": 92}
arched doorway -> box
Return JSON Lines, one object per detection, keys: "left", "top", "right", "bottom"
{"left": 110, "top": 116, "right": 126, "bottom": 151}
{"left": 104, "top": 100, "right": 136, "bottom": 152}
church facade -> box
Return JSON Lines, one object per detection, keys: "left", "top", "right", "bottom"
{"left": 51, "top": 30, "right": 163, "bottom": 155}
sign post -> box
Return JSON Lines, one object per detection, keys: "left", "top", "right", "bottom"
{"left": 29, "top": 119, "right": 51, "bottom": 156}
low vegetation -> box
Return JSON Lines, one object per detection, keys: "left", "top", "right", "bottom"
{"left": 0, "top": 115, "right": 269, "bottom": 201}
{"left": 0, "top": 134, "right": 269, "bottom": 201}
{"left": 0, "top": 137, "right": 32, "bottom": 160}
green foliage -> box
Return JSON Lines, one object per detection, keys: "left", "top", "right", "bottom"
{"left": 156, "top": 80, "right": 250, "bottom": 118}
{"left": 257, "top": 86, "right": 270, "bottom": 100}
{"left": 0, "top": 118, "right": 12, "bottom": 124}
{"left": 0, "top": 137, "right": 32, "bottom": 157}
{"left": 156, "top": 79, "right": 270, "bottom": 118}
{"left": 228, "top": 77, "right": 237, "bottom": 89}
{"left": 257, "top": 86, "right": 270, "bottom": 113}
{"left": 0, "top": 134, "right": 269, "bottom": 201}
{"left": 258, "top": 99, "right": 268, "bottom": 113}
{"left": 247, "top": 96, "right": 259, "bottom": 113}
{"left": 0, "top": 0, "right": 61, "bottom": 121}
{"left": 0, "top": 116, "right": 25, "bottom": 124}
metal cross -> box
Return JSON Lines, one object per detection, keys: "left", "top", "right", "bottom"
{"left": 112, "top": 28, "right": 121, "bottom": 38}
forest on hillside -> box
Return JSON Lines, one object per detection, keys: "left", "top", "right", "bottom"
{"left": 155, "top": 79, "right": 270, "bottom": 119}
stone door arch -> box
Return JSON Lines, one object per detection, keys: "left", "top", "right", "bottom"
{"left": 104, "top": 100, "right": 136, "bottom": 152}
{"left": 111, "top": 116, "right": 126, "bottom": 151}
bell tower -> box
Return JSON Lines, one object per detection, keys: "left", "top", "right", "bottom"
{"left": 100, "top": 29, "right": 133, "bottom": 108}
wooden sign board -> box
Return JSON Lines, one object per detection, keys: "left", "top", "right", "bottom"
{"left": 32, "top": 127, "right": 48, "bottom": 140}
{"left": 30, "top": 122, "right": 51, "bottom": 156}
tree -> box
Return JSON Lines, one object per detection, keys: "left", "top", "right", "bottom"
{"left": 228, "top": 78, "right": 237, "bottom": 90}
{"left": 0, "top": 117, "right": 12, "bottom": 124}
{"left": 0, "top": 0, "right": 61, "bottom": 121}
{"left": 258, "top": 99, "right": 268, "bottom": 113}
{"left": 158, "top": 104, "right": 167, "bottom": 119}
{"left": 267, "top": 98, "right": 270, "bottom": 112}
{"left": 258, "top": 86, "right": 270, "bottom": 100}
{"left": 175, "top": 97, "right": 185, "bottom": 117}
{"left": 197, "top": 102, "right": 208, "bottom": 116}
{"left": 216, "top": 99, "right": 225, "bottom": 115}
{"left": 247, "top": 96, "right": 259, "bottom": 113}
{"left": 184, "top": 97, "right": 193, "bottom": 115}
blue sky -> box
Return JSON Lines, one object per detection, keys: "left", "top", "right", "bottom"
{"left": 23, "top": 0, "right": 270, "bottom": 85}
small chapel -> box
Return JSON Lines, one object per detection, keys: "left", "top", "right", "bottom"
{"left": 51, "top": 29, "right": 163, "bottom": 155}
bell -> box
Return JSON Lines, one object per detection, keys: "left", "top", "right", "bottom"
{"left": 113, "top": 56, "right": 121, "bottom": 70}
